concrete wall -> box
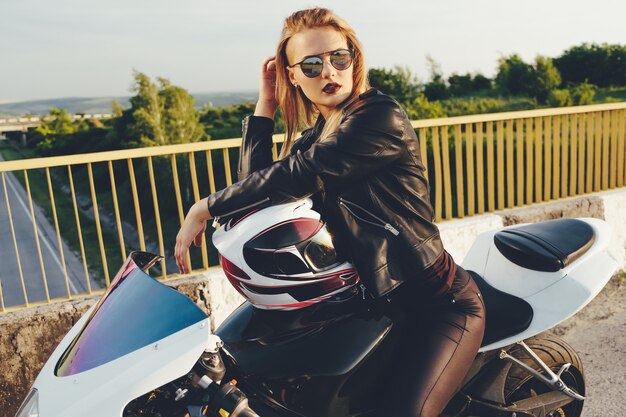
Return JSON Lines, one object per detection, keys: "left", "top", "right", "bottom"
{"left": 1, "top": 299, "right": 98, "bottom": 416}
{"left": 1, "top": 189, "right": 625, "bottom": 417}
{"left": 0, "top": 272, "right": 243, "bottom": 417}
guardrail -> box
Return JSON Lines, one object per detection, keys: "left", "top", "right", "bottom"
{"left": 0, "top": 114, "right": 113, "bottom": 124}
{"left": 0, "top": 114, "right": 113, "bottom": 134}
{"left": 411, "top": 103, "right": 626, "bottom": 220}
{"left": 0, "top": 102, "right": 624, "bottom": 312}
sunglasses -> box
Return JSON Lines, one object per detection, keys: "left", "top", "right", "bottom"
{"left": 287, "top": 48, "right": 354, "bottom": 78}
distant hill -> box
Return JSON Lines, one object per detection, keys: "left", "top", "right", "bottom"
{"left": 0, "top": 91, "right": 258, "bottom": 117}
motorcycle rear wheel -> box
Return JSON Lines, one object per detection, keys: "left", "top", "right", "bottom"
{"left": 504, "top": 334, "right": 585, "bottom": 417}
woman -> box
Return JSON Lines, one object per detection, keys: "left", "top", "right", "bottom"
{"left": 175, "top": 8, "right": 485, "bottom": 417}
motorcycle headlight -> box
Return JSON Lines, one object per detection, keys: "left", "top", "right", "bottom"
{"left": 15, "top": 388, "right": 39, "bottom": 417}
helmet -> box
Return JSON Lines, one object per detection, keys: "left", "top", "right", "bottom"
{"left": 212, "top": 199, "right": 359, "bottom": 310}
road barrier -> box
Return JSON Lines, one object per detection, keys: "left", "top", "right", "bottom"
{"left": 0, "top": 102, "right": 624, "bottom": 312}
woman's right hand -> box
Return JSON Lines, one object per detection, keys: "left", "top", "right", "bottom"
{"left": 255, "top": 55, "right": 278, "bottom": 118}
{"left": 175, "top": 198, "right": 212, "bottom": 275}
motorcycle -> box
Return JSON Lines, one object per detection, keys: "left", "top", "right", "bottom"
{"left": 15, "top": 199, "right": 617, "bottom": 417}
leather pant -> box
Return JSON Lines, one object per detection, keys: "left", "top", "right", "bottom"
{"left": 386, "top": 265, "right": 486, "bottom": 417}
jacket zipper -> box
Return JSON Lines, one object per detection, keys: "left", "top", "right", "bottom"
{"left": 213, "top": 197, "right": 270, "bottom": 227}
{"left": 237, "top": 117, "right": 250, "bottom": 175}
{"left": 338, "top": 197, "right": 400, "bottom": 236}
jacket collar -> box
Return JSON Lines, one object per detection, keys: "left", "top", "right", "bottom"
{"left": 314, "top": 88, "right": 380, "bottom": 127}
{"left": 359, "top": 87, "right": 378, "bottom": 99}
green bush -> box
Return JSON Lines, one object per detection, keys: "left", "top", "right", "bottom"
{"left": 404, "top": 94, "right": 446, "bottom": 119}
{"left": 547, "top": 89, "right": 572, "bottom": 107}
{"left": 570, "top": 81, "right": 596, "bottom": 105}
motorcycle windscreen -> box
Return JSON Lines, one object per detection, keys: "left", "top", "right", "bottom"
{"left": 55, "top": 256, "right": 207, "bottom": 376}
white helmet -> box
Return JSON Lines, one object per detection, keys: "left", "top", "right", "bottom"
{"left": 212, "top": 199, "right": 359, "bottom": 310}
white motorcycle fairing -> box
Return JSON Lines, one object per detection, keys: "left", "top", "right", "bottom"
{"left": 28, "top": 254, "right": 211, "bottom": 417}
{"left": 463, "top": 218, "right": 617, "bottom": 352}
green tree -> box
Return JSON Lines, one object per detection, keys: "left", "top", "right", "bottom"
{"left": 554, "top": 43, "right": 626, "bottom": 87}
{"left": 472, "top": 74, "right": 492, "bottom": 91}
{"left": 495, "top": 54, "right": 534, "bottom": 96}
{"left": 111, "top": 99, "right": 124, "bottom": 118}
{"left": 447, "top": 73, "right": 492, "bottom": 97}
{"left": 423, "top": 55, "right": 450, "bottom": 100}
{"left": 36, "top": 108, "right": 77, "bottom": 137}
{"left": 448, "top": 73, "right": 473, "bottom": 96}
{"left": 426, "top": 54, "right": 444, "bottom": 82}
{"left": 423, "top": 80, "right": 449, "bottom": 101}
{"left": 129, "top": 71, "right": 166, "bottom": 146}
{"left": 531, "top": 56, "right": 562, "bottom": 103}
{"left": 126, "top": 71, "right": 204, "bottom": 147}
{"left": 35, "top": 108, "right": 87, "bottom": 154}
{"left": 200, "top": 103, "right": 256, "bottom": 139}
{"left": 368, "top": 66, "right": 420, "bottom": 104}
{"left": 158, "top": 77, "right": 204, "bottom": 145}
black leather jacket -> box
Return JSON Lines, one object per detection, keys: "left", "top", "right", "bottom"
{"left": 208, "top": 88, "right": 444, "bottom": 297}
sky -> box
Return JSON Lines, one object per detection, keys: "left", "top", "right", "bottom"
{"left": 1, "top": 0, "right": 624, "bottom": 102}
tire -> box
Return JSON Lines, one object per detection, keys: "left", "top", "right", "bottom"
{"left": 504, "top": 334, "right": 585, "bottom": 417}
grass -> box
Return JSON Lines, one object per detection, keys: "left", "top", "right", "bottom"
{"left": 594, "top": 86, "right": 626, "bottom": 103}
{"left": 0, "top": 143, "right": 24, "bottom": 161}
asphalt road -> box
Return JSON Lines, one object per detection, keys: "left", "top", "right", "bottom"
{"left": 551, "top": 275, "right": 626, "bottom": 416}
{"left": 0, "top": 154, "right": 94, "bottom": 308}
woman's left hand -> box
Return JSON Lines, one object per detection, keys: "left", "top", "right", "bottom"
{"left": 175, "top": 198, "right": 212, "bottom": 274}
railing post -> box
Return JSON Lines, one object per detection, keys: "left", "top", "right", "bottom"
{"left": 23, "top": 170, "right": 51, "bottom": 302}
{"left": 45, "top": 168, "right": 72, "bottom": 299}
{"left": 1, "top": 172, "right": 28, "bottom": 307}
{"left": 87, "top": 163, "right": 110, "bottom": 286}
{"left": 476, "top": 122, "right": 485, "bottom": 214}
{"left": 67, "top": 166, "right": 92, "bottom": 294}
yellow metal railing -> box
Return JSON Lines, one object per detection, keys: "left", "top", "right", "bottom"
{"left": 0, "top": 102, "right": 624, "bottom": 312}
{"left": 411, "top": 102, "right": 626, "bottom": 221}
{"left": 0, "top": 137, "right": 282, "bottom": 312}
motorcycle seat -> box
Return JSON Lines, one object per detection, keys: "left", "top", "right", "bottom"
{"left": 493, "top": 218, "right": 595, "bottom": 272}
{"left": 469, "top": 271, "right": 533, "bottom": 346}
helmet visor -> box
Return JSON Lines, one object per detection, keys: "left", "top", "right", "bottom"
{"left": 244, "top": 219, "right": 343, "bottom": 277}
{"left": 302, "top": 227, "right": 341, "bottom": 272}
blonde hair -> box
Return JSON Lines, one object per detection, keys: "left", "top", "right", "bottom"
{"left": 275, "top": 8, "right": 370, "bottom": 158}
